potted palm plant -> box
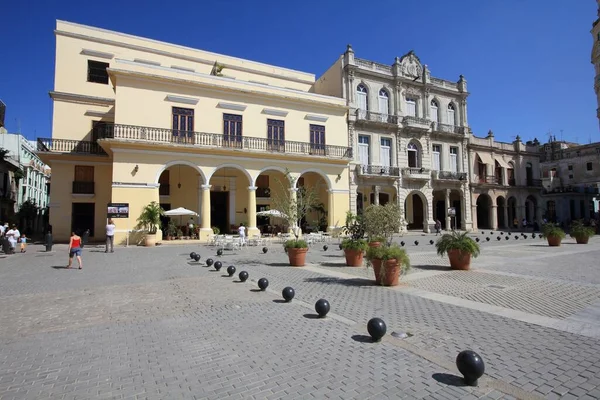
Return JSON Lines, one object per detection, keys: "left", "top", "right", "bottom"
{"left": 272, "top": 169, "right": 321, "bottom": 267}
{"left": 366, "top": 244, "right": 410, "bottom": 286}
{"left": 136, "top": 201, "right": 164, "bottom": 246}
{"left": 341, "top": 212, "right": 368, "bottom": 267}
{"left": 165, "top": 220, "right": 177, "bottom": 240}
{"left": 542, "top": 222, "right": 566, "bottom": 247}
{"left": 435, "top": 231, "right": 480, "bottom": 270}
{"left": 570, "top": 220, "right": 595, "bottom": 244}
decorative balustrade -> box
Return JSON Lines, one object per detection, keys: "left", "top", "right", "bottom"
{"left": 433, "top": 171, "right": 467, "bottom": 181}
{"left": 402, "top": 116, "right": 431, "bottom": 130}
{"left": 476, "top": 175, "right": 498, "bottom": 185}
{"left": 37, "top": 123, "right": 353, "bottom": 160}
{"left": 402, "top": 167, "right": 430, "bottom": 179}
{"left": 72, "top": 181, "right": 95, "bottom": 194}
{"left": 355, "top": 110, "right": 398, "bottom": 124}
{"left": 432, "top": 123, "right": 461, "bottom": 134}
{"left": 360, "top": 165, "right": 400, "bottom": 177}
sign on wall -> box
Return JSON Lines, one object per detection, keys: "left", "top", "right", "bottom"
{"left": 107, "top": 203, "right": 129, "bottom": 218}
{"left": 448, "top": 207, "right": 456, "bottom": 217}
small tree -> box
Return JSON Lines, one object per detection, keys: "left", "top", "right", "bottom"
{"left": 270, "top": 169, "right": 321, "bottom": 243}
{"left": 363, "top": 203, "right": 404, "bottom": 244}
{"left": 136, "top": 201, "right": 164, "bottom": 234}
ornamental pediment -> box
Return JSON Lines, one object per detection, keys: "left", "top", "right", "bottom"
{"left": 399, "top": 51, "right": 423, "bottom": 79}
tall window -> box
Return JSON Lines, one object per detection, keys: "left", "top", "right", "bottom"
{"left": 380, "top": 138, "right": 392, "bottom": 167}
{"left": 309, "top": 124, "right": 326, "bottom": 155}
{"left": 73, "top": 166, "right": 94, "bottom": 194}
{"left": 223, "top": 113, "right": 243, "bottom": 148}
{"left": 430, "top": 99, "right": 439, "bottom": 123}
{"left": 378, "top": 89, "right": 389, "bottom": 120}
{"left": 172, "top": 107, "right": 194, "bottom": 140}
{"left": 507, "top": 168, "right": 515, "bottom": 186}
{"left": 87, "top": 60, "right": 109, "bottom": 84}
{"left": 407, "top": 142, "right": 419, "bottom": 168}
{"left": 447, "top": 103, "right": 456, "bottom": 125}
{"left": 495, "top": 161, "right": 503, "bottom": 185}
{"left": 449, "top": 147, "right": 458, "bottom": 173}
{"left": 356, "top": 84, "right": 368, "bottom": 118}
{"left": 547, "top": 200, "right": 556, "bottom": 221}
{"left": 267, "top": 119, "right": 285, "bottom": 152}
{"left": 432, "top": 144, "right": 441, "bottom": 171}
{"left": 405, "top": 98, "right": 417, "bottom": 117}
{"left": 526, "top": 162, "right": 533, "bottom": 186}
{"left": 358, "top": 135, "right": 370, "bottom": 165}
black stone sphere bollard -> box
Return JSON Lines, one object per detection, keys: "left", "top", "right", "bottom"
{"left": 514, "top": 236, "right": 518, "bottom": 240}
{"left": 505, "top": 236, "right": 509, "bottom": 240}
{"left": 367, "top": 318, "right": 387, "bottom": 342}
{"left": 497, "top": 236, "right": 501, "bottom": 241}
{"left": 315, "top": 299, "right": 330, "bottom": 318}
{"left": 400, "top": 241, "right": 405, "bottom": 247}
{"left": 456, "top": 350, "right": 485, "bottom": 386}
{"left": 262, "top": 247, "right": 268, "bottom": 254}
{"left": 532, "top": 233, "right": 536, "bottom": 238}
{"left": 206, "top": 258, "right": 214, "bottom": 267}
{"left": 476, "top": 238, "right": 480, "bottom": 243}
{"left": 323, "top": 245, "right": 328, "bottom": 251}
{"left": 282, "top": 287, "right": 295, "bottom": 302}
{"left": 429, "top": 240, "right": 434, "bottom": 245}
{"left": 339, "top": 243, "right": 343, "bottom": 250}
{"left": 239, "top": 271, "right": 249, "bottom": 282}
{"left": 227, "top": 265, "right": 236, "bottom": 276}
{"left": 414, "top": 240, "right": 419, "bottom": 246}
{"left": 190, "top": 252, "right": 197, "bottom": 259}
{"left": 214, "top": 261, "right": 223, "bottom": 271}
{"left": 217, "top": 249, "right": 223, "bottom": 256}
{"left": 499, "top": 232, "right": 503, "bottom": 235}
{"left": 258, "top": 278, "right": 269, "bottom": 291}
{"left": 486, "top": 237, "right": 490, "bottom": 242}
{"left": 193, "top": 253, "right": 201, "bottom": 262}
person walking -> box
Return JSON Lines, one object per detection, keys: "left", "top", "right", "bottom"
{"left": 238, "top": 222, "right": 246, "bottom": 244}
{"left": 19, "top": 233, "right": 27, "bottom": 253}
{"left": 67, "top": 231, "right": 83, "bottom": 270}
{"left": 105, "top": 219, "right": 116, "bottom": 253}
{"left": 434, "top": 219, "right": 442, "bottom": 236}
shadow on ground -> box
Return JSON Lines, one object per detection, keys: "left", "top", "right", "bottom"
{"left": 411, "top": 264, "right": 450, "bottom": 272}
{"left": 432, "top": 373, "right": 467, "bottom": 387}
{"left": 304, "top": 276, "right": 373, "bottom": 287}
{"left": 351, "top": 334, "right": 374, "bottom": 343}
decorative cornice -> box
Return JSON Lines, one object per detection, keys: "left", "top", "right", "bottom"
{"left": 80, "top": 48, "right": 114, "bottom": 59}
{"left": 217, "top": 102, "right": 247, "bottom": 111}
{"left": 49, "top": 91, "right": 115, "bottom": 106}
{"left": 112, "top": 182, "right": 160, "bottom": 188}
{"left": 165, "top": 94, "right": 199, "bottom": 105}
{"left": 262, "top": 108, "right": 289, "bottom": 117}
{"left": 171, "top": 65, "right": 195, "bottom": 73}
{"left": 305, "top": 114, "right": 329, "bottom": 122}
{"left": 85, "top": 110, "right": 115, "bottom": 117}
{"left": 134, "top": 58, "right": 161, "bottom": 66}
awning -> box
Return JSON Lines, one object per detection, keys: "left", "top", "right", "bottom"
{"left": 495, "top": 156, "right": 511, "bottom": 169}
{"left": 476, "top": 152, "right": 494, "bottom": 165}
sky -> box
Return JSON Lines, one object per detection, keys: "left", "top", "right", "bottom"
{"left": 0, "top": 0, "right": 597, "bottom": 144}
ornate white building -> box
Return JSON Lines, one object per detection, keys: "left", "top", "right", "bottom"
{"left": 313, "top": 45, "right": 472, "bottom": 232}
{"left": 592, "top": 0, "right": 600, "bottom": 127}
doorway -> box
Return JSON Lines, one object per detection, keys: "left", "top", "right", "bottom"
{"left": 72, "top": 203, "right": 95, "bottom": 237}
{"left": 210, "top": 191, "right": 229, "bottom": 233}
{"left": 410, "top": 194, "right": 424, "bottom": 230}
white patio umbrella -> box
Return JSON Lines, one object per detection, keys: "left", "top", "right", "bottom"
{"left": 256, "top": 210, "right": 288, "bottom": 218}
{"left": 164, "top": 207, "right": 199, "bottom": 227}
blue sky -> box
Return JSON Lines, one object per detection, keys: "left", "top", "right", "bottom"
{"left": 0, "top": 0, "right": 597, "bottom": 144}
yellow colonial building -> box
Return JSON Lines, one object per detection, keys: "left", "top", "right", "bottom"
{"left": 38, "top": 21, "right": 352, "bottom": 243}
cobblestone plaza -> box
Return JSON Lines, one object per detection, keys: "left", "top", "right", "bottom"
{"left": 1, "top": 234, "right": 600, "bottom": 399}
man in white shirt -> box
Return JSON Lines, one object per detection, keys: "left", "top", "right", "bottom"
{"left": 105, "top": 219, "right": 116, "bottom": 253}
{"left": 6, "top": 225, "right": 19, "bottom": 251}
{"left": 238, "top": 223, "right": 246, "bottom": 244}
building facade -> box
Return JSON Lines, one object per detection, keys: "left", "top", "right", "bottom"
{"left": 38, "top": 21, "right": 352, "bottom": 243}
{"left": 592, "top": 0, "right": 600, "bottom": 128}
{"left": 313, "top": 45, "right": 471, "bottom": 232}
{"left": 0, "top": 147, "right": 20, "bottom": 223}
{"left": 468, "top": 131, "right": 543, "bottom": 230}
{"left": 539, "top": 139, "right": 600, "bottom": 223}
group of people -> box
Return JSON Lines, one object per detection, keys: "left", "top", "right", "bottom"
{"left": 0, "top": 222, "right": 27, "bottom": 253}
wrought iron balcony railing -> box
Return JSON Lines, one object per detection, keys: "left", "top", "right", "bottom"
{"left": 476, "top": 175, "right": 498, "bottom": 185}
{"left": 403, "top": 116, "right": 431, "bottom": 128}
{"left": 72, "top": 181, "right": 95, "bottom": 194}
{"left": 36, "top": 123, "right": 352, "bottom": 160}
{"left": 433, "top": 171, "right": 467, "bottom": 181}
{"left": 359, "top": 165, "right": 400, "bottom": 177}
{"left": 402, "top": 167, "right": 430, "bottom": 179}
{"left": 431, "top": 123, "right": 462, "bottom": 134}
{"left": 355, "top": 110, "right": 399, "bottom": 124}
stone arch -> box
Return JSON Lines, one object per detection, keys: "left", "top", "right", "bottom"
{"left": 297, "top": 168, "right": 332, "bottom": 190}
{"left": 429, "top": 96, "right": 441, "bottom": 122}
{"left": 525, "top": 194, "right": 538, "bottom": 223}
{"left": 476, "top": 193, "right": 493, "bottom": 230}
{"left": 207, "top": 163, "right": 253, "bottom": 185}
{"left": 356, "top": 81, "right": 372, "bottom": 111}
{"left": 253, "top": 166, "right": 288, "bottom": 187}
{"left": 406, "top": 139, "right": 423, "bottom": 168}
{"left": 154, "top": 160, "right": 206, "bottom": 184}
{"left": 405, "top": 190, "right": 428, "bottom": 231}
{"left": 507, "top": 196, "right": 518, "bottom": 227}
{"left": 496, "top": 195, "right": 506, "bottom": 229}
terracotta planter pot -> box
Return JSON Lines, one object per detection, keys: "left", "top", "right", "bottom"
{"left": 287, "top": 248, "right": 308, "bottom": 266}
{"left": 371, "top": 259, "right": 382, "bottom": 282}
{"left": 368, "top": 242, "right": 382, "bottom": 248}
{"left": 344, "top": 249, "right": 364, "bottom": 267}
{"left": 547, "top": 235, "right": 562, "bottom": 247}
{"left": 575, "top": 236, "right": 589, "bottom": 244}
{"left": 378, "top": 259, "right": 401, "bottom": 286}
{"left": 145, "top": 234, "right": 157, "bottom": 247}
{"left": 447, "top": 249, "right": 472, "bottom": 270}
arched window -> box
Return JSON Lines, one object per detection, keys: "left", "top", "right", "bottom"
{"left": 430, "top": 99, "right": 439, "bottom": 123}
{"left": 405, "top": 97, "right": 417, "bottom": 117}
{"left": 447, "top": 103, "right": 456, "bottom": 125}
{"left": 356, "top": 84, "right": 368, "bottom": 115}
{"left": 378, "top": 89, "right": 389, "bottom": 118}
{"left": 407, "top": 142, "right": 419, "bottom": 168}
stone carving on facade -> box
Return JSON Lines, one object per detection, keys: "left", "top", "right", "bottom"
{"left": 399, "top": 51, "right": 423, "bottom": 79}
{"left": 404, "top": 86, "right": 421, "bottom": 97}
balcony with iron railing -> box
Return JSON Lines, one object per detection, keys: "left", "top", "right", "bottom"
{"left": 431, "top": 171, "right": 467, "bottom": 181}
{"left": 431, "top": 123, "right": 463, "bottom": 135}
{"left": 38, "top": 124, "right": 353, "bottom": 160}
{"left": 72, "top": 181, "right": 95, "bottom": 195}
{"left": 401, "top": 167, "right": 430, "bottom": 180}
{"left": 359, "top": 165, "right": 401, "bottom": 177}
{"left": 474, "top": 175, "right": 498, "bottom": 185}
{"left": 355, "top": 110, "right": 399, "bottom": 125}
{"left": 402, "top": 116, "right": 431, "bottom": 131}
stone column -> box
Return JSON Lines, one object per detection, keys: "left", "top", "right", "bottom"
{"left": 471, "top": 203, "right": 478, "bottom": 231}
{"left": 491, "top": 205, "right": 498, "bottom": 230}
{"left": 197, "top": 176, "right": 203, "bottom": 226}
{"left": 503, "top": 205, "right": 509, "bottom": 229}
{"left": 228, "top": 178, "right": 236, "bottom": 228}
{"left": 289, "top": 187, "right": 298, "bottom": 234}
{"left": 327, "top": 190, "right": 335, "bottom": 231}
{"left": 200, "top": 184, "right": 212, "bottom": 237}
{"left": 444, "top": 189, "right": 451, "bottom": 230}
{"left": 373, "top": 185, "right": 380, "bottom": 205}
{"left": 247, "top": 186, "right": 259, "bottom": 237}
